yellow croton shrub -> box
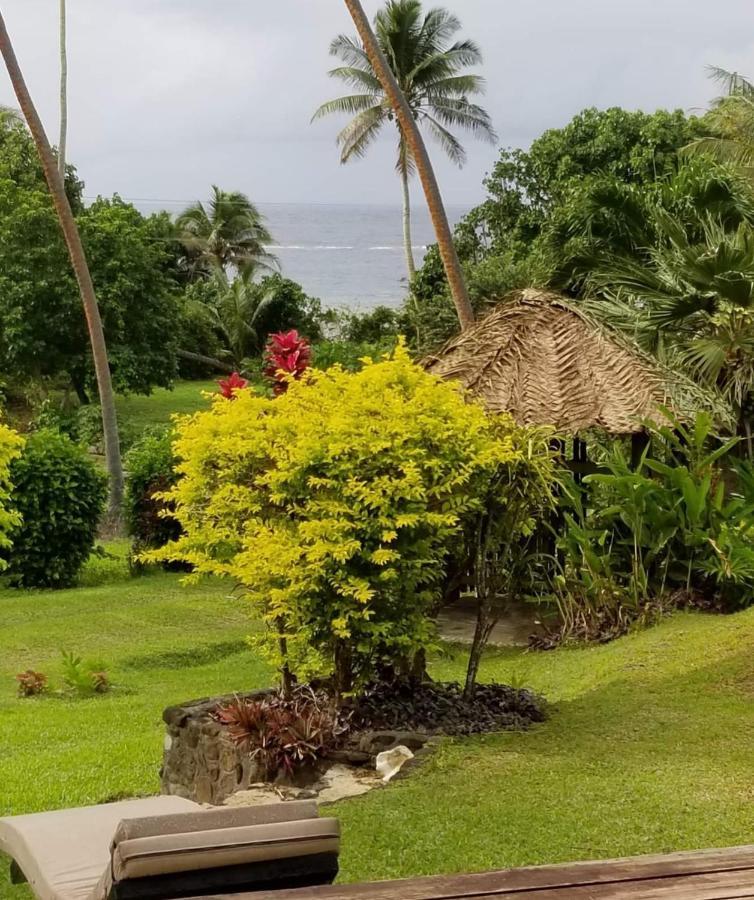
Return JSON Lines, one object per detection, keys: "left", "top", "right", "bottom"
{"left": 0, "top": 420, "right": 23, "bottom": 569}
{"left": 152, "top": 344, "right": 540, "bottom": 691}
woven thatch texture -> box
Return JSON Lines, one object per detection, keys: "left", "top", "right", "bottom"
{"left": 425, "top": 289, "right": 670, "bottom": 435}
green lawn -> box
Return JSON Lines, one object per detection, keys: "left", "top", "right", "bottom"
{"left": 115, "top": 380, "right": 218, "bottom": 431}
{"left": 2, "top": 554, "right": 754, "bottom": 897}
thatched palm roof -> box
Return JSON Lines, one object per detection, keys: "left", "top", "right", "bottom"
{"left": 424, "top": 289, "right": 673, "bottom": 435}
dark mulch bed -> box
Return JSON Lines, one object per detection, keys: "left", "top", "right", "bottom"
{"left": 350, "top": 678, "right": 545, "bottom": 736}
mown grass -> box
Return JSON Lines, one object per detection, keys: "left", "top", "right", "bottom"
{"left": 2, "top": 555, "right": 754, "bottom": 897}
{"left": 115, "top": 380, "right": 218, "bottom": 432}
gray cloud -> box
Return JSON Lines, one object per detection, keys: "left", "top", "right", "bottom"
{"left": 1, "top": 0, "right": 752, "bottom": 209}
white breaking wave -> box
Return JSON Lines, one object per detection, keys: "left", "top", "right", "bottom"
{"left": 267, "top": 244, "right": 354, "bottom": 251}
{"left": 369, "top": 245, "right": 427, "bottom": 251}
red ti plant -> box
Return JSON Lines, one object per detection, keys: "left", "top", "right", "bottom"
{"left": 217, "top": 371, "right": 248, "bottom": 400}
{"left": 264, "top": 330, "right": 311, "bottom": 396}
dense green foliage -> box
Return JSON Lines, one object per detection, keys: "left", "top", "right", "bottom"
{"left": 0, "top": 120, "right": 181, "bottom": 398}
{"left": 0, "top": 420, "right": 22, "bottom": 569}
{"left": 183, "top": 272, "right": 327, "bottom": 372}
{"left": 176, "top": 185, "right": 276, "bottom": 279}
{"left": 408, "top": 107, "right": 709, "bottom": 348}
{"left": 3, "top": 430, "right": 106, "bottom": 588}
{"left": 556, "top": 414, "right": 754, "bottom": 640}
{"left": 125, "top": 429, "right": 180, "bottom": 555}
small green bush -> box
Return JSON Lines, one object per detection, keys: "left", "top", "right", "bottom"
{"left": 125, "top": 429, "right": 181, "bottom": 555}
{"left": 311, "top": 337, "right": 398, "bottom": 372}
{"left": 74, "top": 404, "right": 138, "bottom": 454}
{"left": 4, "top": 429, "right": 107, "bottom": 588}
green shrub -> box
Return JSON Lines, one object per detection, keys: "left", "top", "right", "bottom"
{"left": 74, "top": 404, "right": 138, "bottom": 454}
{"left": 556, "top": 411, "right": 754, "bottom": 640}
{"left": 311, "top": 337, "right": 398, "bottom": 372}
{"left": 125, "top": 429, "right": 181, "bottom": 556}
{"left": 149, "top": 343, "right": 540, "bottom": 695}
{"left": 4, "top": 429, "right": 107, "bottom": 587}
{"left": 0, "top": 420, "right": 23, "bottom": 567}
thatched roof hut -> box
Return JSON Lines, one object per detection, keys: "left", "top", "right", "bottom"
{"left": 424, "top": 289, "right": 673, "bottom": 435}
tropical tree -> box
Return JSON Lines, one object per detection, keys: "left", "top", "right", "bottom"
{"left": 189, "top": 273, "right": 275, "bottom": 370}
{"left": 58, "top": 0, "right": 67, "bottom": 179}
{"left": 0, "top": 11, "right": 124, "bottom": 521}
{"left": 586, "top": 213, "right": 754, "bottom": 446}
{"left": 318, "top": 0, "right": 487, "bottom": 329}
{"left": 684, "top": 67, "right": 754, "bottom": 188}
{"left": 181, "top": 272, "right": 325, "bottom": 373}
{"left": 176, "top": 185, "right": 277, "bottom": 279}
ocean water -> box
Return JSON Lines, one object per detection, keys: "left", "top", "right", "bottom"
{"left": 258, "top": 202, "right": 469, "bottom": 311}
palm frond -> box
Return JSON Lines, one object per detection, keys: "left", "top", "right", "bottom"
{"left": 707, "top": 65, "right": 754, "bottom": 99}
{"left": 683, "top": 136, "right": 754, "bottom": 172}
{"left": 424, "top": 98, "right": 497, "bottom": 143}
{"left": 312, "top": 94, "right": 382, "bottom": 121}
{"left": 326, "top": 66, "right": 382, "bottom": 92}
{"left": 420, "top": 114, "right": 466, "bottom": 166}
{"left": 336, "top": 106, "right": 387, "bottom": 162}
{"left": 419, "top": 73, "right": 486, "bottom": 96}
{"left": 409, "top": 41, "right": 484, "bottom": 83}
{"left": 328, "top": 34, "right": 370, "bottom": 69}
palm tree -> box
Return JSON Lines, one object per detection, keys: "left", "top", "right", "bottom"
{"left": 191, "top": 272, "right": 277, "bottom": 370}
{"left": 683, "top": 67, "right": 754, "bottom": 188}
{"left": 586, "top": 214, "right": 754, "bottom": 446}
{"left": 317, "top": 0, "right": 491, "bottom": 328}
{"left": 58, "top": 0, "right": 67, "bottom": 179}
{"left": 0, "top": 11, "right": 124, "bottom": 520}
{"left": 176, "top": 186, "right": 277, "bottom": 280}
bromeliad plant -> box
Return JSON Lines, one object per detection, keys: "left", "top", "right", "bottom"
{"left": 215, "top": 686, "right": 348, "bottom": 779}
{"left": 150, "top": 343, "right": 543, "bottom": 696}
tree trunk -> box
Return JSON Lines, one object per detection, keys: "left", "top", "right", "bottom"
{"left": 0, "top": 12, "right": 124, "bottom": 524}
{"left": 58, "top": 0, "right": 67, "bottom": 180}
{"left": 400, "top": 160, "right": 416, "bottom": 279}
{"left": 464, "top": 597, "right": 494, "bottom": 700}
{"left": 177, "top": 348, "right": 237, "bottom": 375}
{"left": 333, "top": 639, "right": 353, "bottom": 700}
{"left": 343, "top": 0, "right": 474, "bottom": 331}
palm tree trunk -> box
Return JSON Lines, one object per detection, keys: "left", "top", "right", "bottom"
{"left": 343, "top": 0, "right": 474, "bottom": 331}
{"left": 400, "top": 162, "right": 416, "bottom": 279}
{"left": 0, "top": 12, "right": 124, "bottom": 524}
{"left": 58, "top": 0, "right": 67, "bottom": 180}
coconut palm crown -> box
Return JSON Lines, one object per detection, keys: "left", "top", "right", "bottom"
{"left": 314, "top": 0, "right": 497, "bottom": 277}
{"left": 176, "top": 185, "right": 277, "bottom": 279}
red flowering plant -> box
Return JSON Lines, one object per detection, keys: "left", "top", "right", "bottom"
{"left": 263, "top": 330, "right": 312, "bottom": 395}
{"left": 217, "top": 371, "right": 248, "bottom": 400}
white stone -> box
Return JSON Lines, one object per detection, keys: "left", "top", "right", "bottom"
{"left": 375, "top": 745, "right": 414, "bottom": 782}
{"left": 315, "top": 764, "right": 381, "bottom": 803}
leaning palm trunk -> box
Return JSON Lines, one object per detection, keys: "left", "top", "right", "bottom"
{"left": 58, "top": 0, "right": 67, "bottom": 179}
{"left": 400, "top": 162, "right": 416, "bottom": 278}
{"left": 343, "top": 0, "right": 474, "bottom": 330}
{"left": 0, "top": 12, "right": 124, "bottom": 523}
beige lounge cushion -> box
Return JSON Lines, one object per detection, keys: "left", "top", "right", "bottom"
{"left": 0, "top": 796, "right": 199, "bottom": 900}
{"left": 109, "top": 799, "right": 318, "bottom": 847}
{"left": 111, "top": 817, "right": 340, "bottom": 881}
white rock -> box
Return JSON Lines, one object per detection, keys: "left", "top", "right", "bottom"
{"left": 375, "top": 745, "right": 414, "bottom": 782}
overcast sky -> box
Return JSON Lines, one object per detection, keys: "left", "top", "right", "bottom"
{"left": 1, "top": 1, "right": 752, "bottom": 211}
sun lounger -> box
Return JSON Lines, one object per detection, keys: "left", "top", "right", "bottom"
{"left": 0, "top": 796, "right": 339, "bottom": 900}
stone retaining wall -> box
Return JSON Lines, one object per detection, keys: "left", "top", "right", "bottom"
{"left": 161, "top": 690, "right": 272, "bottom": 805}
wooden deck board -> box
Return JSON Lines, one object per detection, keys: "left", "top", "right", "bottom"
{"left": 195, "top": 844, "right": 754, "bottom": 899}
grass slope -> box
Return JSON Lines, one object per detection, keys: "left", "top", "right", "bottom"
{"left": 2, "top": 559, "right": 753, "bottom": 896}
{"left": 115, "top": 380, "right": 218, "bottom": 431}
